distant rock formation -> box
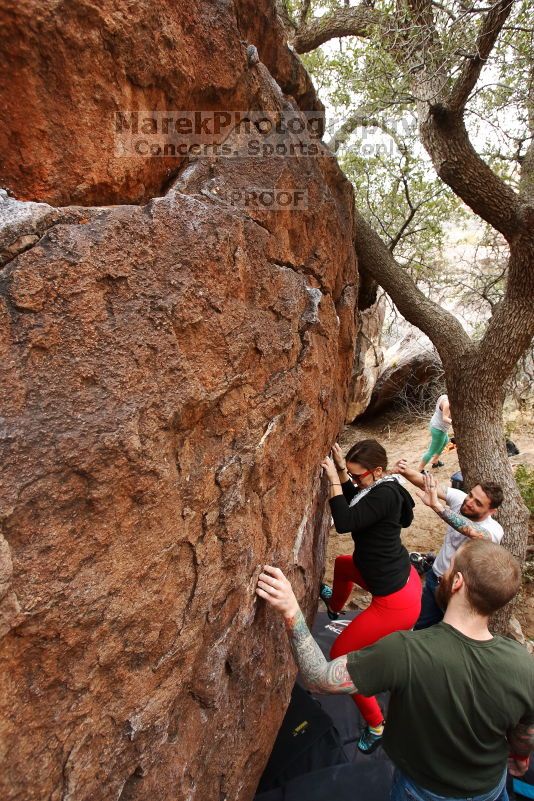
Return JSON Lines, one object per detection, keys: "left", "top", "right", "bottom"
{"left": 361, "top": 332, "right": 443, "bottom": 418}
{"left": 346, "top": 294, "right": 385, "bottom": 422}
{"left": 0, "top": 1, "right": 359, "bottom": 800}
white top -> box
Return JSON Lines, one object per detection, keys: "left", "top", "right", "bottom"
{"left": 348, "top": 473, "right": 405, "bottom": 507}
{"left": 432, "top": 488, "right": 504, "bottom": 577}
{"left": 430, "top": 394, "right": 450, "bottom": 433}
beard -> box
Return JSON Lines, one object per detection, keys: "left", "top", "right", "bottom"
{"left": 435, "top": 569, "right": 455, "bottom": 611}
{"left": 459, "top": 500, "right": 484, "bottom": 521}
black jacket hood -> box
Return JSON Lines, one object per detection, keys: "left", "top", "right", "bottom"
{"left": 381, "top": 479, "right": 415, "bottom": 528}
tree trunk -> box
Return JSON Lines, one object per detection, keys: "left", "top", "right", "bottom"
{"left": 446, "top": 367, "right": 529, "bottom": 634}
{"left": 447, "top": 375, "right": 528, "bottom": 558}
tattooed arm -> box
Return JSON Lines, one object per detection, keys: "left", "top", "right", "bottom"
{"left": 417, "top": 473, "right": 490, "bottom": 540}
{"left": 508, "top": 714, "right": 534, "bottom": 776}
{"left": 285, "top": 608, "right": 357, "bottom": 693}
{"left": 256, "top": 566, "right": 357, "bottom": 694}
{"left": 437, "top": 508, "right": 490, "bottom": 540}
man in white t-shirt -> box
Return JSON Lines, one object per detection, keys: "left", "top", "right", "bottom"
{"left": 395, "top": 460, "right": 504, "bottom": 629}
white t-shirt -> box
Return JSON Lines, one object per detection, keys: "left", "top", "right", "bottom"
{"left": 430, "top": 394, "right": 450, "bottom": 433}
{"left": 432, "top": 488, "right": 504, "bottom": 577}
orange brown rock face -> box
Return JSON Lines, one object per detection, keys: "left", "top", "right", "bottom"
{"left": 0, "top": 0, "right": 321, "bottom": 206}
{"left": 0, "top": 2, "right": 358, "bottom": 800}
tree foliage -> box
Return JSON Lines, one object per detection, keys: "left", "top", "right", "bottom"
{"left": 284, "top": 0, "right": 532, "bottom": 310}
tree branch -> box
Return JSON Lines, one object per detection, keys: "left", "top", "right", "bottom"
{"left": 388, "top": 175, "right": 417, "bottom": 251}
{"left": 352, "top": 204, "right": 471, "bottom": 368}
{"left": 397, "top": 1, "right": 522, "bottom": 238}
{"left": 431, "top": 1, "right": 456, "bottom": 21}
{"left": 407, "top": 0, "right": 438, "bottom": 34}
{"left": 448, "top": 0, "right": 514, "bottom": 114}
{"left": 455, "top": 265, "right": 507, "bottom": 312}
{"left": 519, "top": 62, "right": 534, "bottom": 200}
{"left": 476, "top": 236, "right": 534, "bottom": 384}
{"left": 275, "top": 0, "right": 297, "bottom": 33}
{"left": 298, "top": 0, "right": 312, "bottom": 28}
{"left": 292, "top": 4, "right": 380, "bottom": 53}
{"left": 326, "top": 110, "right": 408, "bottom": 154}
{"left": 418, "top": 99, "right": 521, "bottom": 240}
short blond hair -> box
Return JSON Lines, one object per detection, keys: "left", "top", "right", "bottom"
{"left": 454, "top": 540, "right": 521, "bottom": 615}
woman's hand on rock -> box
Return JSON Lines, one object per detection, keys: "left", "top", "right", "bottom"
{"left": 331, "top": 443, "right": 346, "bottom": 472}
{"left": 321, "top": 456, "right": 339, "bottom": 483}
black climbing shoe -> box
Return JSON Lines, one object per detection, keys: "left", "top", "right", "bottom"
{"left": 410, "top": 552, "right": 425, "bottom": 574}
{"left": 410, "top": 551, "right": 436, "bottom": 575}
{"left": 432, "top": 461, "right": 445, "bottom": 468}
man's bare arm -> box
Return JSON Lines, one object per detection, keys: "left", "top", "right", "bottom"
{"left": 256, "top": 566, "right": 357, "bottom": 694}
{"left": 395, "top": 460, "right": 447, "bottom": 500}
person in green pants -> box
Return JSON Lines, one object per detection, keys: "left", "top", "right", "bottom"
{"left": 418, "top": 393, "right": 451, "bottom": 471}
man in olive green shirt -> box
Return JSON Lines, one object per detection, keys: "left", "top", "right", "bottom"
{"left": 257, "top": 539, "right": 534, "bottom": 801}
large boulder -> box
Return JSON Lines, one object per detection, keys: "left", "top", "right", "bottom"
{"left": 0, "top": 0, "right": 321, "bottom": 207}
{"left": 362, "top": 332, "right": 443, "bottom": 418}
{"left": 0, "top": 2, "right": 358, "bottom": 800}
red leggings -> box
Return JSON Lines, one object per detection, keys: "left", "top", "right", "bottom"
{"left": 329, "top": 555, "right": 422, "bottom": 727}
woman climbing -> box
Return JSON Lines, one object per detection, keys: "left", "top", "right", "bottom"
{"left": 320, "top": 439, "right": 421, "bottom": 755}
{"left": 418, "top": 393, "right": 452, "bottom": 471}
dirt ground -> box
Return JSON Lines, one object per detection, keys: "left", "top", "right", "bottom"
{"left": 323, "top": 409, "right": 534, "bottom": 642}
